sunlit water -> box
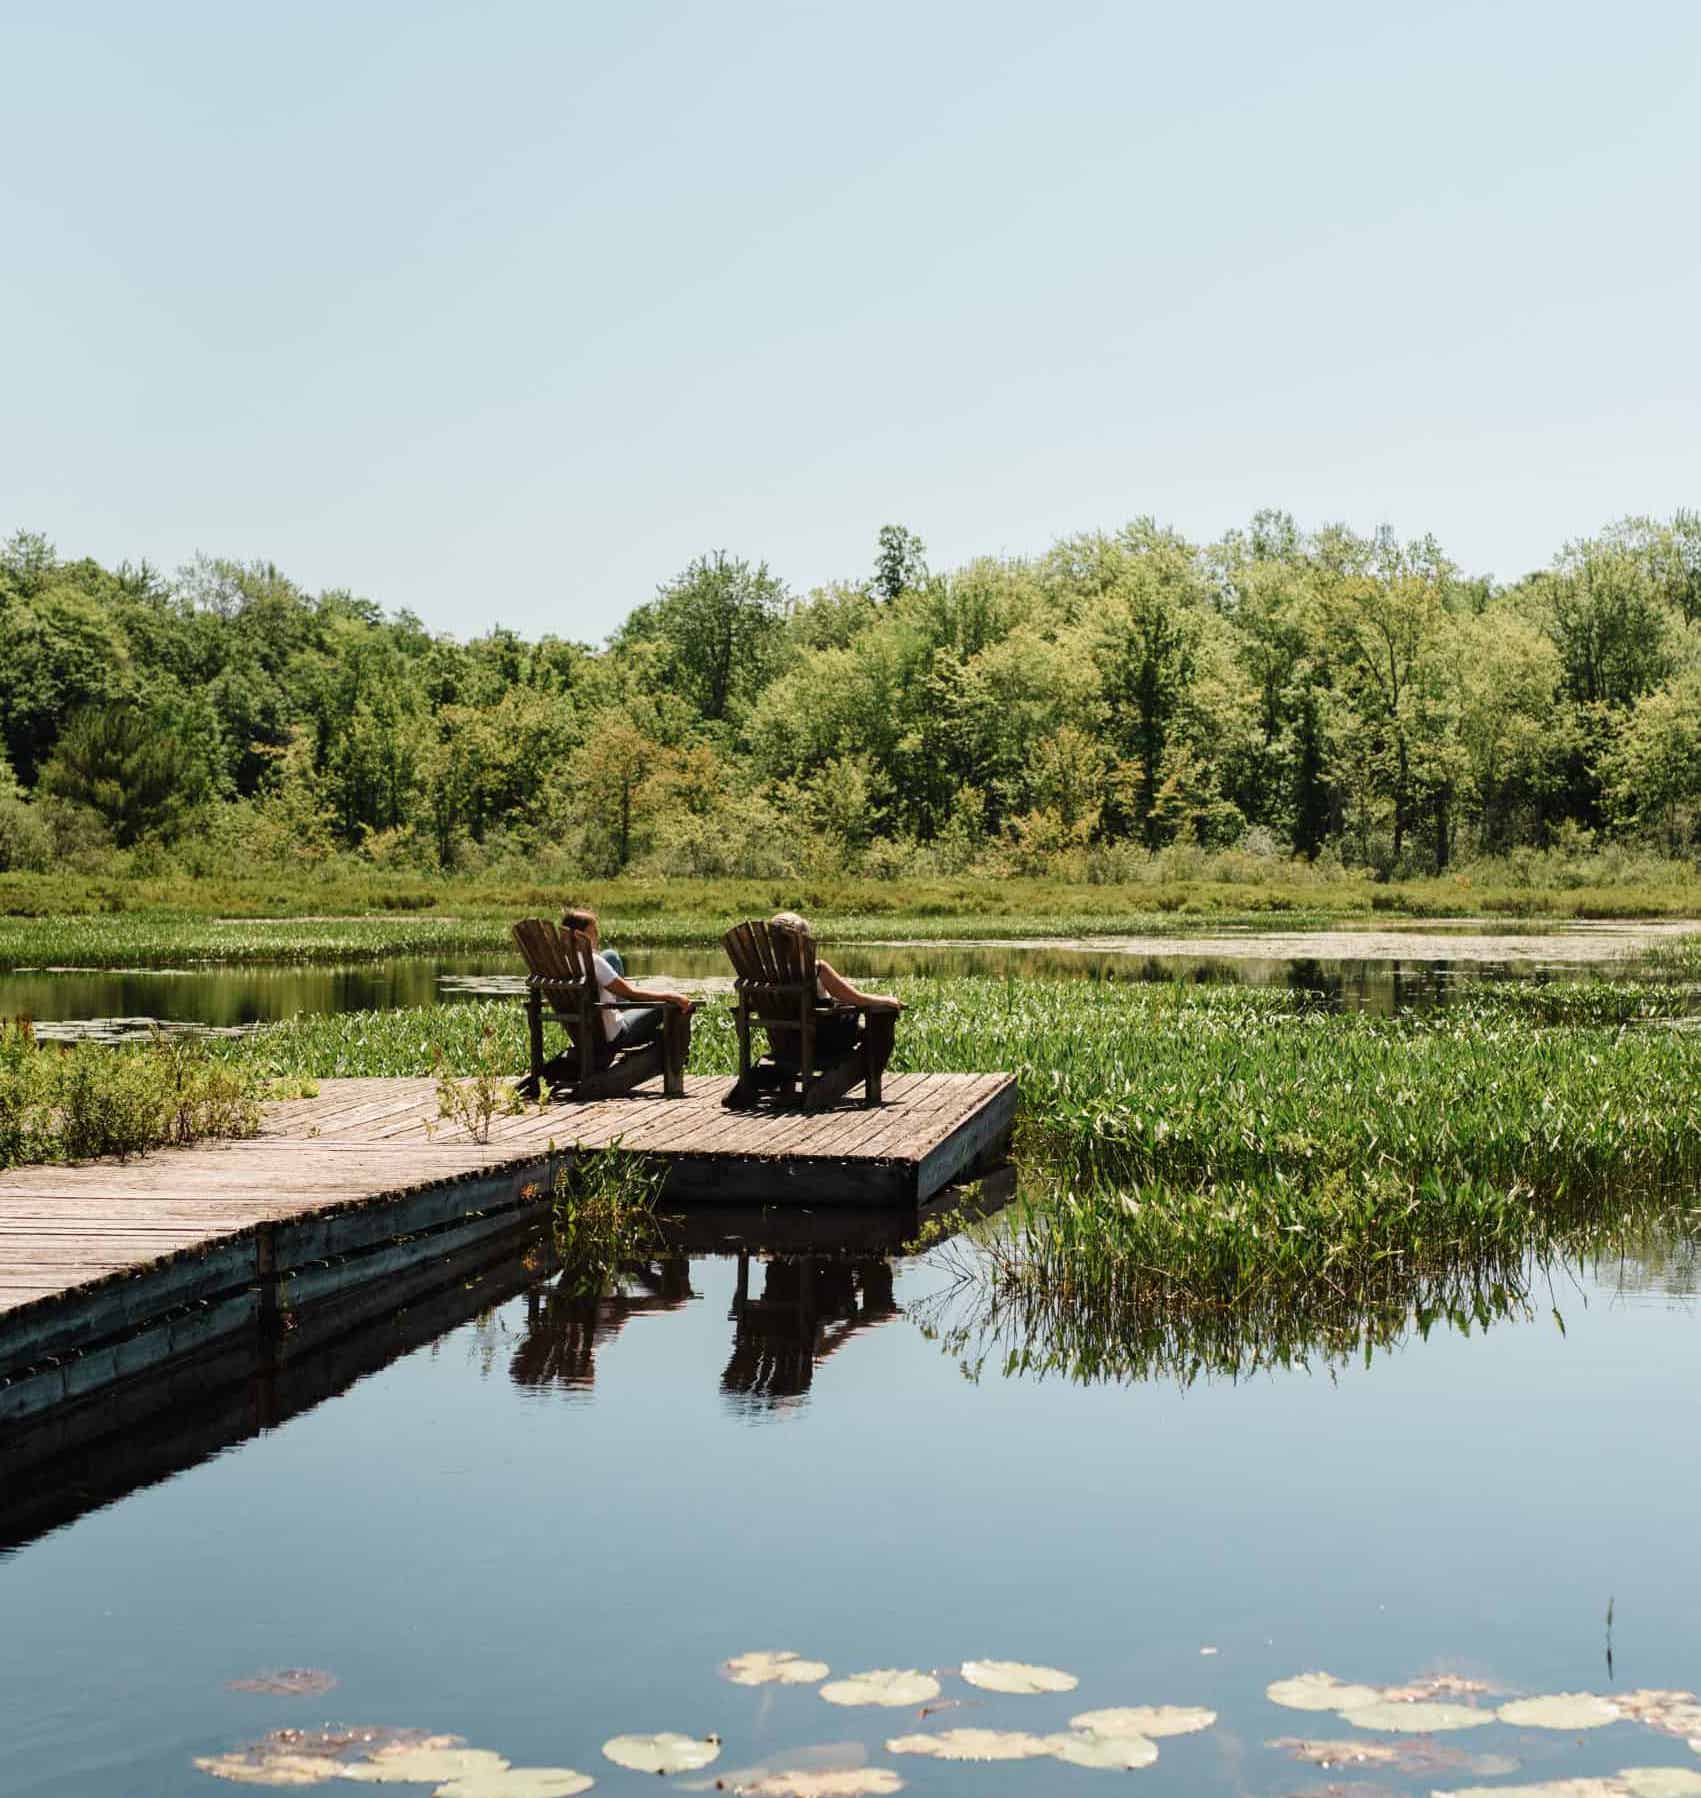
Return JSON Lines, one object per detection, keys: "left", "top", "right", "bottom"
{"left": 0, "top": 946, "right": 1551, "bottom": 1036}
{"left": 2, "top": 1234, "right": 1697, "bottom": 1797}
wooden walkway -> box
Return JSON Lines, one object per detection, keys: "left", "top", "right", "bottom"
{"left": 0, "top": 1072, "right": 1016, "bottom": 1430}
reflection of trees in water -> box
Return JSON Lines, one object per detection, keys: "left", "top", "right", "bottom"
{"left": 722, "top": 1254, "right": 897, "bottom": 1410}
{"left": 915, "top": 1225, "right": 1699, "bottom": 1387}
{"left": 506, "top": 1253, "right": 900, "bottom": 1405}
{"left": 510, "top": 1258, "right": 694, "bottom": 1393}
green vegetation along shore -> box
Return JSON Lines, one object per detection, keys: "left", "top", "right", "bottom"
{"left": 5, "top": 510, "right": 1701, "bottom": 900}
{"left": 6, "top": 860, "right": 1701, "bottom": 971}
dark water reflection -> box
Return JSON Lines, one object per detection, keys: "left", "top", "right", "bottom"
{"left": 2, "top": 1211, "right": 1698, "bottom": 1797}
{"left": 2, "top": 946, "right": 1544, "bottom": 1035}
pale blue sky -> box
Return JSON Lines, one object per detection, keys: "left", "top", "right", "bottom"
{"left": 3, "top": 1, "right": 1698, "bottom": 640}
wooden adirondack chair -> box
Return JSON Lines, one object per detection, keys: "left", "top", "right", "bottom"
{"left": 511, "top": 918, "right": 688, "bottom": 1102}
{"left": 721, "top": 919, "right": 895, "bottom": 1111}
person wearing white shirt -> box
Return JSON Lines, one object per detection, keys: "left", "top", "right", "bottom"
{"left": 560, "top": 905, "right": 694, "bottom": 1051}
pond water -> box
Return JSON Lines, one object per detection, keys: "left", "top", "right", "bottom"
{"left": 2, "top": 1224, "right": 1697, "bottom": 1798}
{"left": 0, "top": 945, "right": 1550, "bottom": 1037}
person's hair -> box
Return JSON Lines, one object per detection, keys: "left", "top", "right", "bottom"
{"left": 769, "top": 910, "right": 813, "bottom": 938}
{"left": 561, "top": 905, "right": 599, "bottom": 937}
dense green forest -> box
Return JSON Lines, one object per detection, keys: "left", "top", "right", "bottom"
{"left": 2, "top": 512, "right": 1699, "bottom": 884}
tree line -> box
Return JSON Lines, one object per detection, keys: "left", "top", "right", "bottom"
{"left": 2, "top": 510, "right": 1699, "bottom": 882}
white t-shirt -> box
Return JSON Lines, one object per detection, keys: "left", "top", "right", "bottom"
{"left": 592, "top": 952, "right": 621, "bottom": 1041}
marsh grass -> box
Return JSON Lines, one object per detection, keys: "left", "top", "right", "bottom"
{"left": 927, "top": 1197, "right": 1698, "bottom": 1385}
{"left": 7, "top": 860, "right": 1701, "bottom": 969}
{"left": 229, "top": 973, "right": 1701, "bottom": 1209}
{"left": 549, "top": 1148, "right": 668, "bottom": 1292}
{"left": 0, "top": 1018, "right": 261, "bottom": 1169}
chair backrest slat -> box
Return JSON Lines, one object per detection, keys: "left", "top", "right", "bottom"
{"left": 723, "top": 919, "right": 821, "bottom": 1017}
{"left": 513, "top": 919, "right": 598, "bottom": 1007}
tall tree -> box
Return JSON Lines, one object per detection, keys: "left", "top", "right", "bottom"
{"left": 616, "top": 552, "right": 787, "bottom": 725}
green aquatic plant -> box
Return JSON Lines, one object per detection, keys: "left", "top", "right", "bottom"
{"left": 0, "top": 1017, "right": 261, "bottom": 1170}
{"left": 548, "top": 1147, "right": 668, "bottom": 1291}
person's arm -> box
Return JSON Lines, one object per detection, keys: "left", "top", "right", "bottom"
{"left": 816, "top": 958, "right": 903, "bottom": 1012}
{"left": 607, "top": 972, "right": 693, "bottom": 1012}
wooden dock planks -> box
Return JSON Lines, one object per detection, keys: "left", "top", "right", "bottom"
{"left": 0, "top": 1072, "right": 1016, "bottom": 1427}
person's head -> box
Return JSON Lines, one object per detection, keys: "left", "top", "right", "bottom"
{"left": 769, "top": 910, "right": 813, "bottom": 939}
{"left": 561, "top": 905, "right": 600, "bottom": 946}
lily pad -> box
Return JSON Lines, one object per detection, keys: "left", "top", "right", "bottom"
{"left": 1497, "top": 1695, "right": 1623, "bottom": 1731}
{"left": 1621, "top": 1773, "right": 1701, "bottom": 1798}
{"left": 436, "top": 1773, "right": 595, "bottom": 1798}
{"left": 1383, "top": 1675, "right": 1495, "bottom": 1701}
{"left": 227, "top": 1670, "right": 340, "bottom": 1698}
{"left": 1617, "top": 1694, "right": 1701, "bottom": 1741}
{"left": 1268, "top": 1673, "right": 1385, "bottom": 1713}
{"left": 883, "top": 1729, "right": 1051, "bottom": 1762}
{"left": 1271, "top": 1739, "right": 1519, "bottom": 1778}
{"left": 737, "top": 1773, "right": 904, "bottom": 1798}
{"left": 1338, "top": 1701, "right": 1494, "bottom": 1733}
{"left": 684, "top": 1744, "right": 866, "bottom": 1794}
{"left": 346, "top": 1748, "right": 513, "bottom": 1785}
{"left": 722, "top": 1652, "right": 831, "bottom": 1688}
{"left": 959, "top": 1660, "right": 1077, "bottom": 1695}
{"left": 1043, "top": 1732, "right": 1160, "bottom": 1770}
{"left": 819, "top": 1671, "right": 941, "bottom": 1709}
{"left": 1071, "top": 1706, "right": 1215, "bottom": 1739}
{"left": 601, "top": 1735, "right": 721, "bottom": 1776}
{"left": 194, "top": 1752, "right": 343, "bottom": 1787}
{"left": 1434, "top": 1784, "right": 1626, "bottom": 1797}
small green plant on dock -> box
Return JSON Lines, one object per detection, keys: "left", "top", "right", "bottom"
{"left": 431, "top": 1019, "right": 519, "bottom": 1144}
{"left": 550, "top": 1146, "right": 668, "bottom": 1289}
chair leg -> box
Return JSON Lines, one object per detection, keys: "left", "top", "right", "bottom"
{"left": 663, "top": 1008, "right": 688, "bottom": 1098}
{"left": 864, "top": 1010, "right": 895, "bottom": 1106}
{"left": 518, "top": 991, "right": 545, "bottom": 1099}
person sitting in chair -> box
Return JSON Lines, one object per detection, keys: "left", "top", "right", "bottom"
{"left": 723, "top": 910, "right": 902, "bottom": 1108}
{"left": 560, "top": 905, "right": 693, "bottom": 1054}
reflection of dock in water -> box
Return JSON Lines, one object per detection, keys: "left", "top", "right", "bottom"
{"left": 0, "top": 1073, "right": 1015, "bottom": 1431}
{"left": 2, "top": 1183, "right": 1010, "bottom": 1551}
{"left": 723, "top": 1254, "right": 897, "bottom": 1408}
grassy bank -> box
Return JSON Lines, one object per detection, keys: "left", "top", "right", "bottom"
{"left": 7, "top": 853, "right": 1701, "bottom": 969}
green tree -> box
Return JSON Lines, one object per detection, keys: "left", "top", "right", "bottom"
{"left": 38, "top": 705, "right": 193, "bottom": 846}
{"left": 872, "top": 524, "right": 928, "bottom": 602}
{"left": 616, "top": 552, "right": 787, "bottom": 725}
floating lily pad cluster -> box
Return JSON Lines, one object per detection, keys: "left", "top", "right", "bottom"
{"left": 1266, "top": 1672, "right": 1701, "bottom": 1794}
{"left": 195, "top": 1734, "right": 597, "bottom": 1794}
{"left": 197, "top": 1658, "right": 1701, "bottom": 1792}
{"left": 1436, "top": 1770, "right": 1701, "bottom": 1797}
{"left": 727, "top": 1650, "right": 1213, "bottom": 1777}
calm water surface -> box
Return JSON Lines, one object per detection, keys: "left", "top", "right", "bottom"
{"left": 2, "top": 1231, "right": 1697, "bottom": 1797}
{"left": 0, "top": 946, "right": 1540, "bottom": 1035}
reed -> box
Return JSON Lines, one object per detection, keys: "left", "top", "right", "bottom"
{"left": 924, "top": 1201, "right": 1695, "bottom": 1385}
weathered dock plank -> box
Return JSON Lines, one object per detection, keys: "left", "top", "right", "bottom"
{"left": 0, "top": 1072, "right": 1016, "bottom": 1429}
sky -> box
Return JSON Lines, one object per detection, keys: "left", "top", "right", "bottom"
{"left": 3, "top": 0, "right": 1698, "bottom": 643}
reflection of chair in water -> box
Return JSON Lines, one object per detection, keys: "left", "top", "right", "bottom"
{"left": 721, "top": 1254, "right": 898, "bottom": 1406}
{"left": 510, "top": 1258, "right": 693, "bottom": 1392}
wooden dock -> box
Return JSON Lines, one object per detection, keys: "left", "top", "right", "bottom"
{"left": 0, "top": 1072, "right": 1015, "bottom": 1432}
